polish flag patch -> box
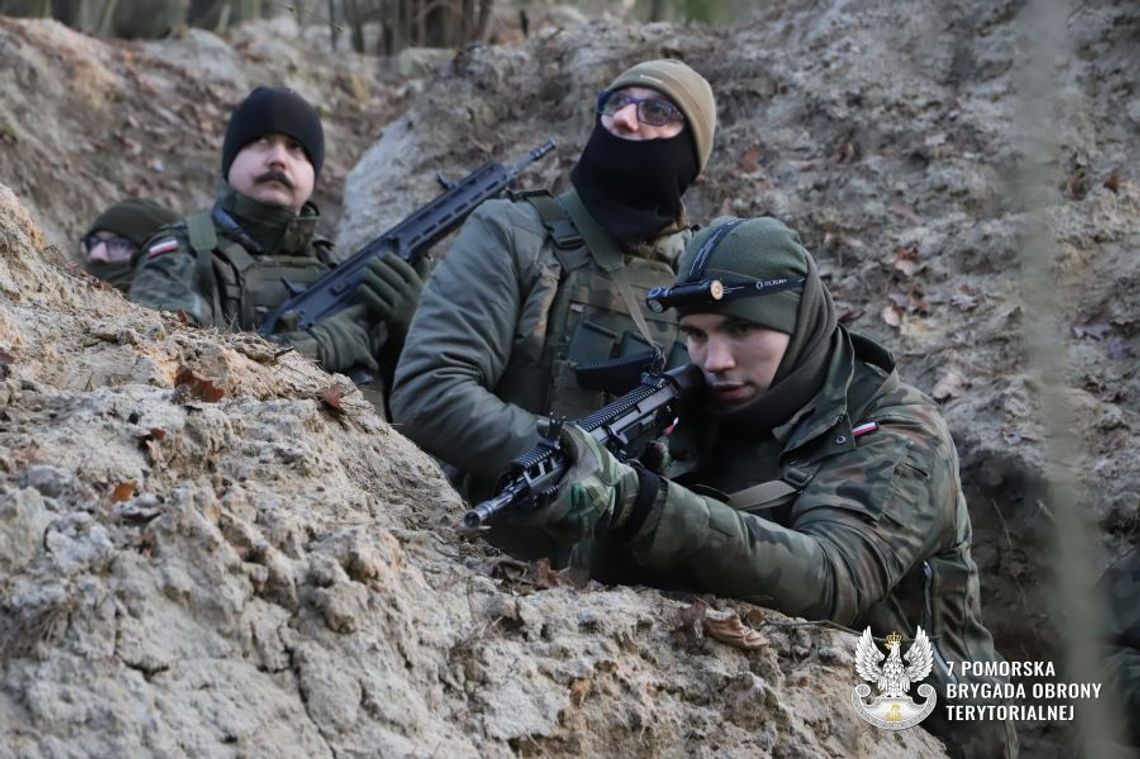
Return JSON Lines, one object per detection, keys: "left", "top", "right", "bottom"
{"left": 146, "top": 238, "right": 179, "bottom": 258}
{"left": 852, "top": 421, "right": 879, "bottom": 438}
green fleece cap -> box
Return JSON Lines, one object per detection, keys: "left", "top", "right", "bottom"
{"left": 675, "top": 217, "right": 811, "bottom": 334}
{"left": 86, "top": 198, "right": 179, "bottom": 246}
{"left": 608, "top": 59, "right": 716, "bottom": 173}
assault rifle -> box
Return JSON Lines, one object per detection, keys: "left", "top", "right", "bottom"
{"left": 462, "top": 364, "right": 702, "bottom": 532}
{"left": 257, "top": 140, "right": 556, "bottom": 337}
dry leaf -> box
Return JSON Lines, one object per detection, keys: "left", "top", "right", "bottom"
{"left": 703, "top": 608, "right": 768, "bottom": 650}
{"left": 321, "top": 386, "right": 345, "bottom": 414}
{"left": 738, "top": 146, "right": 761, "bottom": 173}
{"left": 887, "top": 292, "right": 910, "bottom": 309}
{"left": 671, "top": 600, "right": 708, "bottom": 648}
{"left": 932, "top": 370, "right": 967, "bottom": 401}
{"left": 894, "top": 258, "right": 921, "bottom": 277}
{"left": 174, "top": 367, "right": 225, "bottom": 402}
{"left": 528, "top": 557, "right": 562, "bottom": 589}
{"left": 1104, "top": 169, "right": 1122, "bottom": 194}
{"left": 109, "top": 481, "right": 137, "bottom": 503}
{"left": 1062, "top": 168, "right": 1089, "bottom": 200}
{"left": 569, "top": 678, "right": 590, "bottom": 706}
{"left": 833, "top": 132, "right": 861, "bottom": 164}
{"left": 951, "top": 290, "right": 978, "bottom": 311}
{"left": 881, "top": 304, "right": 903, "bottom": 328}
{"left": 1000, "top": 426, "right": 1041, "bottom": 445}
{"left": 888, "top": 201, "right": 922, "bottom": 226}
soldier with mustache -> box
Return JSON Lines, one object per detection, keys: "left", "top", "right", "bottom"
{"left": 130, "top": 87, "right": 426, "bottom": 404}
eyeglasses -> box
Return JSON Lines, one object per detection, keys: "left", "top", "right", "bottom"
{"left": 596, "top": 89, "right": 684, "bottom": 128}
{"left": 81, "top": 233, "right": 136, "bottom": 263}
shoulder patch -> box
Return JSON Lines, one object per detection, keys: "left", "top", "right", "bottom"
{"left": 146, "top": 238, "right": 179, "bottom": 259}
{"left": 852, "top": 421, "right": 879, "bottom": 438}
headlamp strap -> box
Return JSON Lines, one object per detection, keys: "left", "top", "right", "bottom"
{"left": 685, "top": 218, "right": 746, "bottom": 283}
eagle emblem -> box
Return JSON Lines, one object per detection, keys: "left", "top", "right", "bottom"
{"left": 851, "top": 627, "right": 938, "bottom": 730}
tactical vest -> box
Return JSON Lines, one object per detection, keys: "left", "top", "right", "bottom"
{"left": 186, "top": 211, "right": 335, "bottom": 331}
{"left": 513, "top": 190, "right": 687, "bottom": 421}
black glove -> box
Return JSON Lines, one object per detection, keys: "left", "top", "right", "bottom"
{"left": 356, "top": 255, "right": 429, "bottom": 344}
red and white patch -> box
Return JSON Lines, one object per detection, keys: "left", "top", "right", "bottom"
{"left": 146, "top": 238, "right": 179, "bottom": 259}
{"left": 852, "top": 421, "right": 879, "bottom": 438}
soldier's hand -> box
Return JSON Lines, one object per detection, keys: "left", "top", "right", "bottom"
{"left": 513, "top": 424, "right": 642, "bottom": 545}
{"left": 302, "top": 304, "right": 380, "bottom": 374}
{"left": 357, "top": 255, "right": 429, "bottom": 343}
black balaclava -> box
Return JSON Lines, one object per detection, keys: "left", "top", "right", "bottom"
{"left": 570, "top": 116, "right": 698, "bottom": 248}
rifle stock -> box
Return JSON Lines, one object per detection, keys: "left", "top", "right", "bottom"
{"left": 462, "top": 364, "right": 702, "bottom": 532}
{"left": 258, "top": 140, "right": 555, "bottom": 337}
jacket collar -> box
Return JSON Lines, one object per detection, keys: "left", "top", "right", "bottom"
{"left": 773, "top": 327, "right": 897, "bottom": 458}
{"left": 215, "top": 181, "right": 320, "bottom": 256}
{"left": 558, "top": 188, "right": 689, "bottom": 271}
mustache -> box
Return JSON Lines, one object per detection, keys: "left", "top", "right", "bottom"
{"left": 254, "top": 169, "right": 294, "bottom": 189}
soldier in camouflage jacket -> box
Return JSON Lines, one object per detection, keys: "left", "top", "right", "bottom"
{"left": 129, "top": 87, "right": 425, "bottom": 407}
{"left": 526, "top": 217, "right": 1016, "bottom": 758}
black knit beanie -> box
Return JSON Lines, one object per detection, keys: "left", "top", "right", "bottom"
{"left": 221, "top": 87, "right": 324, "bottom": 181}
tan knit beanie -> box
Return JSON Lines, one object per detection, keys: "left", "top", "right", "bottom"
{"left": 608, "top": 59, "right": 716, "bottom": 173}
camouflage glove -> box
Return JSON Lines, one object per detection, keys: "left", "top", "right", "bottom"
{"left": 356, "top": 255, "right": 429, "bottom": 344}
{"left": 516, "top": 425, "right": 652, "bottom": 545}
{"left": 281, "top": 304, "right": 379, "bottom": 375}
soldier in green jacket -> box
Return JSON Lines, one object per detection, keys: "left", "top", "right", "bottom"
{"left": 522, "top": 217, "right": 1017, "bottom": 757}
{"left": 390, "top": 60, "right": 717, "bottom": 529}
{"left": 130, "top": 87, "right": 425, "bottom": 402}
{"left": 81, "top": 198, "right": 179, "bottom": 293}
{"left": 1100, "top": 547, "right": 1140, "bottom": 747}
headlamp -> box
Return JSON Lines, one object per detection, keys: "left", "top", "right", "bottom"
{"left": 646, "top": 276, "right": 805, "bottom": 312}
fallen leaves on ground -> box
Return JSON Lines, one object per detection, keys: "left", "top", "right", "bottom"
{"left": 671, "top": 600, "right": 769, "bottom": 651}
{"left": 108, "top": 481, "right": 137, "bottom": 503}
{"left": 174, "top": 367, "right": 225, "bottom": 402}
{"left": 932, "top": 369, "right": 967, "bottom": 401}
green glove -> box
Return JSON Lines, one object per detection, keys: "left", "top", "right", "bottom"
{"left": 356, "top": 255, "right": 428, "bottom": 344}
{"left": 516, "top": 425, "right": 644, "bottom": 545}
{"left": 280, "top": 304, "right": 379, "bottom": 375}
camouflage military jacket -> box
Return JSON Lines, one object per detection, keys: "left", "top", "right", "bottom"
{"left": 390, "top": 189, "right": 690, "bottom": 487}
{"left": 622, "top": 328, "right": 1013, "bottom": 754}
{"left": 1100, "top": 548, "right": 1140, "bottom": 746}
{"left": 128, "top": 183, "right": 335, "bottom": 331}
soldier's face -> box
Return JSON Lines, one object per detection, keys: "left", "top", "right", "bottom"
{"left": 600, "top": 86, "right": 685, "bottom": 141}
{"left": 679, "top": 313, "right": 791, "bottom": 410}
{"left": 227, "top": 133, "right": 315, "bottom": 213}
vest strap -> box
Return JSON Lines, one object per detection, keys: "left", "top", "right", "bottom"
{"left": 725, "top": 460, "right": 823, "bottom": 512}
{"left": 519, "top": 189, "right": 583, "bottom": 249}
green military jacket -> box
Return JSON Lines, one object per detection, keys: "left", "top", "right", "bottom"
{"left": 1101, "top": 547, "right": 1140, "bottom": 746}
{"left": 390, "top": 189, "right": 690, "bottom": 489}
{"left": 626, "top": 328, "right": 1014, "bottom": 757}
{"left": 129, "top": 183, "right": 336, "bottom": 330}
